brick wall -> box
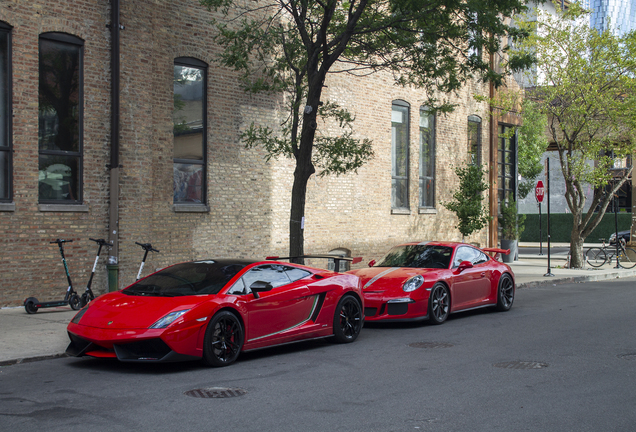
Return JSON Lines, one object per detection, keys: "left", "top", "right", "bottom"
{"left": 0, "top": 0, "right": 508, "bottom": 306}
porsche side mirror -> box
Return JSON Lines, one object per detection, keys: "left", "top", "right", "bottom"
{"left": 250, "top": 280, "right": 273, "bottom": 299}
{"left": 457, "top": 261, "right": 473, "bottom": 272}
{"left": 368, "top": 260, "right": 376, "bottom": 267}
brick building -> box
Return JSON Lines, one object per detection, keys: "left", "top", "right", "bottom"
{"left": 0, "top": 0, "right": 519, "bottom": 307}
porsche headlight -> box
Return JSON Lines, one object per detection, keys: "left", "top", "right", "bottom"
{"left": 149, "top": 309, "right": 189, "bottom": 329}
{"left": 403, "top": 275, "right": 424, "bottom": 292}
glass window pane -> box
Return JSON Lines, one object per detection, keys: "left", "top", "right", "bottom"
{"left": 0, "top": 29, "right": 8, "bottom": 200}
{"left": 392, "top": 178, "right": 408, "bottom": 209}
{"left": 174, "top": 65, "right": 204, "bottom": 160}
{"left": 0, "top": 31, "right": 7, "bottom": 150}
{"left": 174, "top": 163, "right": 204, "bottom": 203}
{"left": 39, "top": 39, "right": 80, "bottom": 153}
{"left": 420, "top": 177, "right": 434, "bottom": 208}
{"left": 0, "top": 150, "right": 8, "bottom": 198}
{"left": 391, "top": 107, "right": 408, "bottom": 177}
{"left": 38, "top": 154, "right": 80, "bottom": 202}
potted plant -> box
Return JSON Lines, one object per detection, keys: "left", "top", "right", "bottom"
{"left": 499, "top": 199, "right": 526, "bottom": 263}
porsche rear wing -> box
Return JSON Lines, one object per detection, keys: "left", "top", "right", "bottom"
{"left": 482, "top": 248, "right": 510, "bottom": 261}
{"left": 265, "top": 255, "right": 362, "bottom": 272}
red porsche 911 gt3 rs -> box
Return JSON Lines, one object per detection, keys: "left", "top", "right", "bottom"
{"left": 66, "top": 258, "right": 363, "bottom": 367}
{"left": 347, "top": 242, "right": 515, "bottom": 324}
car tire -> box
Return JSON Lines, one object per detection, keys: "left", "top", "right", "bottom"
{"left": 495, "top": 273, "right": 514, "bottom": 312}
{"left": 332, "top": 295, "right": 363, "bottom": 343}
{"left": 24, "top": 298, "right": 38, "bottom": 314}
{"left": 428, "top": 283, "right": 450, "bottom": 325}
{"left": 69, "top": 294, "right": 81, "bottom": 310}
{"left": 202, "top": 311, "right": 244, "bottom": 367}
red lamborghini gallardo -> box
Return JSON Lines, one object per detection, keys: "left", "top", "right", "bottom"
{"left": 66, "top": 257, "right": 363, "bottom": 366}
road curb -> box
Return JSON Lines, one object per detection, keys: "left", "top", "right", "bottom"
{"left": 517, "top": 268, "right": 636, "bottom": 289}
{"left": 0, "top": 353, "right": 68, "bottom": 367}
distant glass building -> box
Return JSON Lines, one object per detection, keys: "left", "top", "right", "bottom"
{"left": 585, "top": 0, "right": 636, "bottom": 34}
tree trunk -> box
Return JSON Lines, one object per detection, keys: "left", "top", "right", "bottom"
{"left": 289, "top": 162, "right": 314, "bottom": 260}
{"left": 569, "top": 224, "right": 585, "bottom": 268}
{"left": 288, "top": 81, "right": 321, "bottom": 260}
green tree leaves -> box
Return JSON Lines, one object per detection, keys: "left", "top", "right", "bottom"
{"left": 443, "top": 164, "right": 490, "bottom": 239}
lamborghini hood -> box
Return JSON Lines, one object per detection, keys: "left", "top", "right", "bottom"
{"left": 76, "top": 292, "right": 205, "bottom": 329}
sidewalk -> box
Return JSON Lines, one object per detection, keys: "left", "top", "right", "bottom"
{"left": 2, "top": 245, "right": 635, "bottom": 366}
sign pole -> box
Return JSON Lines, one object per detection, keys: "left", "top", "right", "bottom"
{"left": 544, "top": 159, "right": 554, "bottom": 277}
{"left": 538, "top": 202, "right": 543, "bottom": 255}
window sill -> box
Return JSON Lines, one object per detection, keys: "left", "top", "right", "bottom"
{"left": 0, "top": 202, "right": 15, "bottom": 212}
{"left": 173, "top": 203, "right": 210, "bottom": 213}
{"left": 391, "top": 208, "right": 410, "bottom": 215}
{"left": 39, "top": 203, "right": 89, "bottom": 212}
{"left": 418, "top": 207, "right": 437, "bottom": 215}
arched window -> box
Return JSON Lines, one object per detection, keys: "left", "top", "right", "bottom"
{"left": 0, "top": 21, "right": 12, "bottom": 203}
{"left": 419, "top": 106, "right": 435, "bottom": 208}
{"left": 38, "top": 32, "right": 84, "bottom": 204}
{"left": 173, "top": 57, "right": 207, "bottom": 205}
{"left": 391, "top": 100, "right": 409, "bottom": 210}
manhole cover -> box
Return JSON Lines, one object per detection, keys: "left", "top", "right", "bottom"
{"left": 184, "top": 387, "right": 248, "bottom": 398}
{"left": 494, "top": 361, "right": 548, "bottom": 370}
{"left": 618, "top": 353, "right": 636, "bottom": 360}
{"left": 409, "top": 342, "right": 454, "bottom": 349}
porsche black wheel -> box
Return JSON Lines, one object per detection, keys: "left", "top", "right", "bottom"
{"left": 333, "top": 295, "right": 363, "bottom": 343}
{"left": 202, "top": 311, "right": 244, "bottom": 367}
{"left": 495, "top": 273, "right": 515, "bottom": 312}
{"left": 69, "top": 294, "right": 81, "bottom": 310}
{"left": 428, "top": 283, "right": 450, "bottom": 325}
{"left": 24, "top": 299, "right": 38, "bottom": 314}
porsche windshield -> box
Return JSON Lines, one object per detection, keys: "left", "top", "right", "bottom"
{"left": 375, "top": 245, "right": 453, "bottom": 269}
{"left": 123, "top": 260, "right": 253, "bottom": 297}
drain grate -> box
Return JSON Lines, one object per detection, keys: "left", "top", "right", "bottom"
{"left": 184, "top": 387, "right": 248, "bottom": 398}
{"left": 618, "top": 353, "right": 636, "bottom": 360}
{"left": 494, "top": 361, "right": 548, "bottom": 370}
{"left": 409, "top": 342, "right": 454, "bottom": 349}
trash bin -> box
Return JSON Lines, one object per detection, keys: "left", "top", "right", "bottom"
{"left": 107, "top": 264, "right": 119, "bottom": 292}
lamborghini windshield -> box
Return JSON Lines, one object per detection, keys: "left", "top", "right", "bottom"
{"left": 374, "top": 245, "right": 453, "bottom": 269}
{"left": 123, "top": 259, "right": 254, "bottom": 297}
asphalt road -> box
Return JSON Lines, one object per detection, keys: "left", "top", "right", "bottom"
{"left": 2, "top": 278, "right": 636, "bottom": 432}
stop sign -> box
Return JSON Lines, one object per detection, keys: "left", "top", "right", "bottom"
{"left": 535, "top": 180, "right": 545, "bottom": 203}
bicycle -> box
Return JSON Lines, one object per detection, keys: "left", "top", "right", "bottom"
{"left": 585, "top": 238, "right": 636, "bottom": 269}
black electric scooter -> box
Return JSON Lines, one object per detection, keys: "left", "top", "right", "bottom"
{"left": 135, "top": 242, "right": 159, "bottom": 281}
{"left": 79, "top": 238, "right": 111, "bottom": 307}
{"left": 24, "top": 239, "right": 81, "bottom": 314}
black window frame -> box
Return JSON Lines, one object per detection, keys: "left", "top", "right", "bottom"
{"left": 419, "top": 106, "right": 435, "bottom": 209}
{"left": 0, "top": 21, "right": 12, "bottom": 203}
{"left": 38, "top": 32, "right": 84, "bottom": 205}
{"left": 173, "top": 56, "right": 208, "bottom": 206}
{"left": 391, "top": 100, "right": 410, "bottom": 211}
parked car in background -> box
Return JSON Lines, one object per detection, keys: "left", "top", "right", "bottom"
{"left": 609, "top": 230, "right": 630, "bottom": 244}
{"left": 67, "top": 257, "right": 363, "bottom": 367}
{"left": 347, "top": 241, "right": 514, "bottom": 325}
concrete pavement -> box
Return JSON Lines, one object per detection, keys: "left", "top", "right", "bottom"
{"left": 1, "top": 243, "right": 635, "bottom": 366}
